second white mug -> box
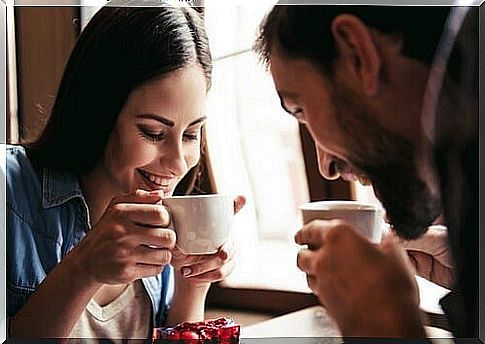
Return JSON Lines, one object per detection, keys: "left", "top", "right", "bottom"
{"left": 299, "top": 200, "right": 383, "bottom": 244}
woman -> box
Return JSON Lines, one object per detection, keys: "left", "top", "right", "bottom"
{"left": 6, "top": 5, "right": 243, "bottom": 339}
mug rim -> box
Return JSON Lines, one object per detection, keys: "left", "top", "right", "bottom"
{"left": 164, "top": 193, "right": 230, "bottom": 200}
{"left": 299, "top": 200, "right": 380, "bottom": 211}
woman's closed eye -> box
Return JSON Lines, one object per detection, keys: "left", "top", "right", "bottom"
{"left": 138, "top": 126, "right": 167, "bottom": 142}
{"left": 183, "top": 128, "right": 201, "bottom": 142}
{"left": 138, "top": 125, "right": 201, "bottom": 143}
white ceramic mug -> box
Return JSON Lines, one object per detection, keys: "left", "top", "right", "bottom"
{"left": 299, "top": 200, "right": 383, "bottom": 244}
{"left": 163, "top": 194, "right": 234, "bottom": 254}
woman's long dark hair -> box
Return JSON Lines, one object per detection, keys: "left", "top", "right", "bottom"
{"left": 26, "top": 5, "right": 212, "bottom": 194}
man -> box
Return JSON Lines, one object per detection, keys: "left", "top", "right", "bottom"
{"left": 255, "top": 5, "right": 477, "bottom": 338}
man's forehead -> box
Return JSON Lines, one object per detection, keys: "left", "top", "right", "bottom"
{"left": 269, "top": 50, "right": 329, "bottom": 89}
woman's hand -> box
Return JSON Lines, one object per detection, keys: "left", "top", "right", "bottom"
{"left": 399, "top": 226, "right": 453, "bottom": 289}
{"left": 165, "top": 195, "right": 246, "bottom": 325}
{"left": 71, "top": 189, "right": 175, "bottom": 285}
{"left": 171, "top": 241, "right": 236, "bottom": 286}
{"left": 170, "top": 195, "right": 246, "bottom": 287}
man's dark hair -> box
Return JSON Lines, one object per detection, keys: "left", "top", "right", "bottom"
{"left": 255, "top": 5, "right": 450, "bottom": 74}
{"left": 27, "top": 5, "right": 212, "bottom": 193}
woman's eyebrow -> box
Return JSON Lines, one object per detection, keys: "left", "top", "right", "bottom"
{"left": 188, "top": 116, "right": 207, "bottom": 127}
{"left": 136, "top": 113, "right": 174, "bottom": 127}
{"left": 136, "top": 114, "right": 207, "bottom": 128}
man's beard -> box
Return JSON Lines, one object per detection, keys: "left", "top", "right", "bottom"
{"left": 332, "top": 86, "right": 441, "bottom": 240}
{"left": 353, "top": 154, "right": 441, "bottom": 240}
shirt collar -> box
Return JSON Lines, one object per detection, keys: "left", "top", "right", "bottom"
{"left": 42, "top": 167, "right": 85, "bottom": 208}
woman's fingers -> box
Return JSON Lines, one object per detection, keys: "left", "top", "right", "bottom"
{"left": 181, "top": 249, "right": 233, "bottom": 278}
{"left": 133, "top": 263, "right": 166, "bottom": 279}
{"left": 134, "top": 245, "right": 173, "bottom": 266}
{"left": 233, "top": 195, "right": 246, "bottom": 214}
{"left": 184, "top": 259, "right": 235, "bottom": 283}
{"left": 111, "top": 203, "right": 170, "bottom": 227}
{"left": 131, "top": 226, "right": 176, "bottom": 249}
{"left": 109, "top": 189, "right": 163, "bottom": 206}
{"left": 218, "top": 241, "right": 235, "bottom": 261}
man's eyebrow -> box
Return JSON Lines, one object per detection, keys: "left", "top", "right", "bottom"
{"left": 136, "top": 114, "right": 174, "bottom": 127}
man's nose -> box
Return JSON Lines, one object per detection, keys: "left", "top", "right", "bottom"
{"left": 316, "top": 147, "right": 341, "bottom": 180}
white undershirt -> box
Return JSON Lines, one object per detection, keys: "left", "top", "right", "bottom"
{"left": 69, "top": 280, "right": 151, "bottom": 340}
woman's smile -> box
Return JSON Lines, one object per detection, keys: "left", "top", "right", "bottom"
{"left": 138, "top": 169, "right": 178, "bottom": 192}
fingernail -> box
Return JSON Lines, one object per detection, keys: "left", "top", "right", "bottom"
{"left": 218, "top": 250, "right": 228, "bottom": 261}
{"left": 148, "top": 190, "right": 164, "bottom": 196}
{"left": 181, "top": 267, "right": 192, "bottom": 276}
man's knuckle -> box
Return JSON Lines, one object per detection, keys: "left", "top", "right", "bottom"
{"left": 296, "top": 253, "right": 301, "bottom": 265}
{"left": 325, "top": 226, "right": 343, "bottom": 244}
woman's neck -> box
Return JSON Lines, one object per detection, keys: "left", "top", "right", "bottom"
{"left": 79, "top": 165, "right": 117, "bottom": 226}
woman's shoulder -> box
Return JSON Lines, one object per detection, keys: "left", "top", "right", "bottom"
{"left": 6, "top": 144, "right": 42, "bottom": 217}
{"left": 6, "top": 144, "right": 30, "bottom": 171}
{"left": 6, "top": 144, "right": 38, "bottom": 185}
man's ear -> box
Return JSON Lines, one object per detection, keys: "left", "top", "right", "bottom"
{"left": 331, "top": 14, "right": 381, "bottom": 96}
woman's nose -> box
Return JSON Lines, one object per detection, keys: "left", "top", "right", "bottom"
{"left": 316, "top": 146, "right": 341, "bottom": 180}
{"left": 160, "top": 139, "right": 188, "bottom": 176}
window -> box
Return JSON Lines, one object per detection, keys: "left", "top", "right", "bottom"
{"left": 204, "top": 3, "right": 387, "bottom": 292}
{"left": 204, "top": 3, "right": 314, "bottom": 292}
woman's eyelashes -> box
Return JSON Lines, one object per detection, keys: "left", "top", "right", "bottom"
{"left": 137, "top": 125, "right": 201, "bottom": 143}
{"left": 138, "top": 126, "right": 166, "bottom": 142}
{"left": 183, "top": 131, "right": 200, "bottom": 141}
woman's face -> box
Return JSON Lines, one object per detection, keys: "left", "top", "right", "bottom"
{"left": 100, "top": 65, "right": 207, "bottom": 197}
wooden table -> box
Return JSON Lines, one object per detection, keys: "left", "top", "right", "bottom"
{"left": 242, "top": 306, "right": 339, "bottom": 339}
{"left": 242, "top": 277, "right": 454, "bottom": 342}
{"left": 242, "top": 305, "right": 453, "bottom": 342}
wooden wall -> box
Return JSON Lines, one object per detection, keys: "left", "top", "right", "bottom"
{"left": 13, "top": 7, "right": 79, "bottom": 143}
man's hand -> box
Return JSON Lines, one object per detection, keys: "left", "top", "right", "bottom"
{"left": 401, "top": 226, "right": 453, "bottom": 289}
{"left": 295, "top": 219, "right": 426, "bottom": 338}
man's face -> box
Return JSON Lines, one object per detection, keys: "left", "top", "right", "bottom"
{"left": 269, "top": 51, "right": 440, "bottom": 240}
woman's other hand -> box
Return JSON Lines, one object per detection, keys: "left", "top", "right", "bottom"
{"left": 401, "top": 226, "right": 454, "bottom": 289}
{"left": 171, "top": 195, "right": 246, "bottom": 286}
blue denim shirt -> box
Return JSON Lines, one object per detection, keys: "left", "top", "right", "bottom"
{"left": 6, "top": 145, "right": 174, "bottom": 333}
